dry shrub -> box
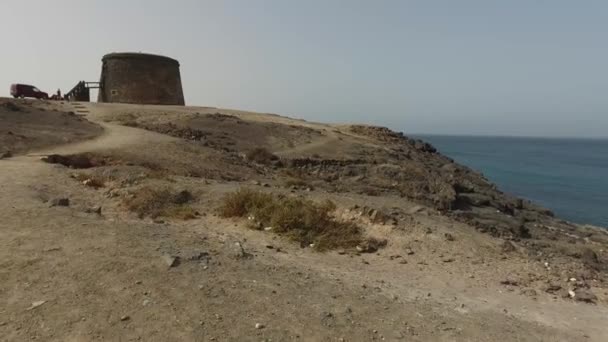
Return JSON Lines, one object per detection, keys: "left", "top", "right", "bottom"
{"left": 124, "top": 187, "right": 196, "bottom": 219}
{"left": 246, "top": 147, "right": 278, "bottom": 165}
{"left": 218, "top": 189, "right": 364, "bottom": 250}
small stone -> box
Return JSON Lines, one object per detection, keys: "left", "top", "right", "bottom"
{"left": 399, "top": 260, "right": 408, "bottom": 264}
{"left": 520, "top": 288, "right": 538, "bottom": 297}
{"left": 444, "top": 233, "right": 455, "bottom": 241}
{"left": 161, "top": 254, "right": 180, "bottom": 268}
{"left": 309, "top": 244, "right": 315, "bottom": 248}
{"left": 50, "top": 198, "right": 69, "bottom": 207}
{"left": 120, "top": 315, "right": 130, "bottom": 321}
{"left": 255, "top": 323, "right": 265, "bottom": 329}
{"left": 574, "top": 289, "right": 597, "bottom": 303}
{"left": 0, "top": 151, "right": 12, "bottom": 159}
{"left": 230, "top": 242, "right": 252, "bottom": 259}
{"left": 142, "top": 299, "right": 151, "bottom": 306}
{"left": 500, "top": 278, "right": 519, "bottom": 286}
{"left": 264, "top": 227, "right": 273, "bottom": 231}
{"left": 407, "top": 205, "right": 424, "bottom": 214}
{"left": 26, "top": 301, "right": 46, "bottom": 311}
{"left": 85, "top": 206, "right": 102, "bottom": 215}
{"left": 544, "top": 283, "right": 562, "bottom": 293}
{"left": 442, "top": 258, "right": 455, "bottom": 263}
{"left": 405, "top": 248, "right": 415, "bottom": 255}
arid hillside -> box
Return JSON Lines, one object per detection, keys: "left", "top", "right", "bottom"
{"left": 1, "top": 98, "right": 607, "bottom": 341}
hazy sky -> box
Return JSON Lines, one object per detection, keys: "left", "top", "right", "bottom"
{"left": 2, "top": 1, "right": 607, "bottom": 137}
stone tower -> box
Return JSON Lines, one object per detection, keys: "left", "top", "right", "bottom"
{"left": 98, "top": 52, "right": 185, "bottom": 105}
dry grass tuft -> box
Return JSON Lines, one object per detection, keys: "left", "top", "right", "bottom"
{"left": 218, "top": 189, "right": 364, "bottom": 250}
{"left": 124, "top": 187, "right": 196, "bottom": 219}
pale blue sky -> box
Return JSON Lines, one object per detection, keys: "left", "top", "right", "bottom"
{"left": 2, "top": 1, "right": 607, "bottom": 137}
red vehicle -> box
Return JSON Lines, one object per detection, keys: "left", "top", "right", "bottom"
{"left": 10, "top": 84, "right": 49, "bottom": 99}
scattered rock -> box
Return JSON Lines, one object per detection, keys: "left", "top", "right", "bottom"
{"left": 442, "top": 258, "right": 455, "bottom": 263}
{"left": 407, "top": 205, "right": 425, "bottom": 215}
{"left": 26, "top": 301, "right": 46, "bottom": 311}
{"left": 356, "top": 238, "right": 387, "bottom": 253}
{"left": 500, "top": 278, "right": 519, "bottom": 286}
{"left": 85, "top": 206, "right": 102, "bottom": 215}
{"left": 544, "top": 283, "right": 562, "bottom": 293}
{"left": 120, "top": 315, "right": 130, "bottom": 321}
{"left": 50, "top": 198, "right": 70, "bottom": 207}
{"left": 161, "top": 254, "right": 180, "bottom": 268}
{"left": 183, "top": 251, "right": 209, "bottom": 262}
{"left": 0, "top": 151, "right": 12, "bottom": 159}
{"left": 574, "top": 289, "right": 597, "bottom": 303}
{"left": 444, "top": 233, "right": 455, "bottom": 241}
{"left": 405, "top": 248, "right": 415, "bottom": 255}
{"left": 230, "top": 242, "right": 253, "bottom": 259}
{"left": 255, "top": 323, "right": 265, "bottom": 329}
{"left": 520, "top": 288, "right": 538, "bottom": 297}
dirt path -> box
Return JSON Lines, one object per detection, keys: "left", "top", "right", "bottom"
{"left": 1, "top": 102, "right": 606, "bottom": 341}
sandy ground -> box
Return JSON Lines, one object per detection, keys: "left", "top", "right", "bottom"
{"left": 1, "top": 99, "right": 607, "bottom": 341}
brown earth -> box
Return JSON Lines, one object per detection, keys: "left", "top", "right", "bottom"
{"left": 0, "top": 99, "right": 102, "bottom": 157}
{"left": 1, "top": 98, "right": 607, "bottom": 341}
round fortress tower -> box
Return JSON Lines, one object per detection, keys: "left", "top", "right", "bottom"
{"left": 98, "top": 52, "right": 185, "bottom": 105}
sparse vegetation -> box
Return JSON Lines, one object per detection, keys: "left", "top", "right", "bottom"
{"left": 246, "top": 147, "right": 278, "bottom": 165}
{"left": 218, "top": 188, "right": 364, "bottom": 250}
{"left": 72, "top": 173, "right": 105, "bottom": 188}
{"left": 42, "top": 153, "right": 112, "bottom": 169}
{"left": 123, "top": 187, "right": 197, "bottom": 219}
{"left": 284, "top": 177, "right": 312, "bottom": 189}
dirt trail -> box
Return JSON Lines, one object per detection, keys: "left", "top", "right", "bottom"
{"left": 1, "top": 101, "right": 607, "bottom": 341}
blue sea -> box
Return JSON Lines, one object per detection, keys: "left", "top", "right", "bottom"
{"left": 416, "top": 135, "right": 608, "bottom": 228}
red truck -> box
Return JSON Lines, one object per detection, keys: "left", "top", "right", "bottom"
{"left": 10, "top": 84, "right": 49, "bottom": 99}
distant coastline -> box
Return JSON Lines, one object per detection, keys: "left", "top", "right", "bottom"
{"left": 416, "top": 134, "right": 608, "bottom": 228}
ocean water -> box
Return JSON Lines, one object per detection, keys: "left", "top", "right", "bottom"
{"left": 416, "top": 135, "right": 608, "bottom": 228}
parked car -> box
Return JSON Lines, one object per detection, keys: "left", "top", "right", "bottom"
{"left": 10, "top": 84, "right": 49, "bottom": 99}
